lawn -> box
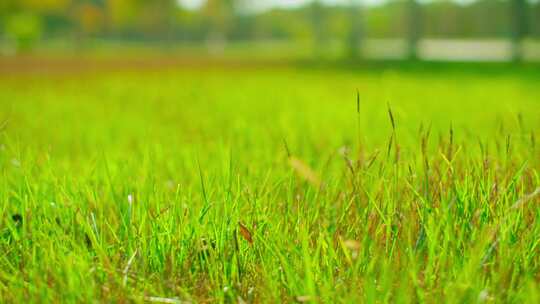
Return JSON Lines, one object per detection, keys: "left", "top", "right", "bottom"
{"left": 0, "top": 61, "right": 539, "bottom": 303}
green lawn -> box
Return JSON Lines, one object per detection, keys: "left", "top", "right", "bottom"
{"left": 0, "top": 62, "right": 539, "bottom": 303}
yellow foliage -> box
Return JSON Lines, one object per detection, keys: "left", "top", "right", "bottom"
{"left": 21, "top": 0, "right": 71, "bottom": 13}
{"left": 77, "top": 4, "right": 104, "bottom": 34}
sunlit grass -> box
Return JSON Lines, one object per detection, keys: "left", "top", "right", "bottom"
{"left": 0, "top": 64, "right": 539, "bottom": 302}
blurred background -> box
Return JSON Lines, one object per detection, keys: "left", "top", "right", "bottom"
{"left": 0, "top": 0, "right": 539, "bottom": 62}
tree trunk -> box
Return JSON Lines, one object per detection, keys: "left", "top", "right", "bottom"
{"left": 511, "top": 0, "right": 528, "bottom": 62}
{"left": 310, "top": 1, "right": 326, "bottom": 58}
{"left": 347, "top": 3, "right": 363, "bottom": 60}
{"left": 407, "top": 0, "right": 422, "bottom": 60}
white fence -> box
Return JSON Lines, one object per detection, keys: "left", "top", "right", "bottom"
{"left": 362, "top": 39, "right": 540, "bottom": 61}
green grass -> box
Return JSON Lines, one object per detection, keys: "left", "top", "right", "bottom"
{"left": 0, "top": 63, "right": 539, "bottom": 303}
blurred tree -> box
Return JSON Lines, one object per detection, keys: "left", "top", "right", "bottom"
{"left": 4, "top": 12, "right": 43, "bottom": 52}
{"left": 347, "top": 0, "right": 363, "bottom": 59}
{"left": 309, "top": 0, "right": 327, "bottom": 57}
{"left": 67, "top": 0, "right": 105, "bottom": 48}
{"left": 174, "top": 7, "right": 207, "bottom": 41}
{"left": 105, "top": 0, "right": 177, "bottom": 40}
{"left": 406, "top": 0, "right": 422, "bottom": 60}
{"left": 252, "top": 8, "right": 312, "bottom": 41}
{"left": 0, "top": 0, "right": 18, "bottom": 33}
{"left": 511, "top": 0, "right": 528, "bottom": 62}
{"left": 364, "top": 1, "right": 406, "bottom": 38}
{"left": 532, "top": 1, "right": 540, "bottom": 37}
{"left": 421, "top": 0, "right": 508, "bottom": 38}
{"left": 106, "top": 0, "right": 139, "bottom": 32}
{"left": 0, "top": 0, "right": 66, "bottom": 52}
{"left": 139, "top": 0, "right": 177, "bottom": 40}
{"left": 20, "top": 0, "right": 72, "bottom": 13}
{"left": 75, "top": 1, "right": 105, "bottom": 35}
{"left": 202, "top": 0, "right": 235, "bottom": 52}
{"left": 0, "top": 0, "right": 537, "bottom": 60}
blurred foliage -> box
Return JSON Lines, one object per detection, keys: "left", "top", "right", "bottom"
{"left": 0, "top": 0, "right": 539, "bottom": 52}
{"left": 4, "top": 12, "right": 42, "bottom": 51}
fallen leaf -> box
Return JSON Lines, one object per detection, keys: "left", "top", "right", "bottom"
{"left": 238, "top": 222, "right": 253, "bottom": 244}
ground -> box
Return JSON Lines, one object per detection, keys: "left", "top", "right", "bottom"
{"left": 0, "top": 59, "right": 539, "bottom": 302}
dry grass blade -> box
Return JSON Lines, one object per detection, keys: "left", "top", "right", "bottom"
{"left": 356, "top": 90, "right": 362, "bottom": 149}
{"left": 289, "top": 156, "right": 321, "bottom": 187}
{"left": 144, "top": 296, "right": 188, "bottom": 304}
{"left": 0, "top": 119, "right": 8, "bottom": 132}
{"left": 447, "top": 123, "right": 454, "bottom": 159}
{"left": 296, "top": 295, "right": 318, "bottom": 302}
{"left": 510, "top": 187, "right": 540, "bottom": 210}
{"left": 123, "top": 249, "right": 138, "bottom": 286}
{"left": 356, "top": 90, "right": 360, "bottom": 114}
{"left": 386, "top": 133, "right": 394, "bottom": 159}
{"left": 238, "top": 222, "right": 253, "bottom": 245}
{"left": 365, "top": 149, "right": 380, "bottom": 169}
{"left": 283, "top": 138, "right": 292, "bottom": 158}
{"left": 387, "top": 102, "right": 396, "bottom": 131}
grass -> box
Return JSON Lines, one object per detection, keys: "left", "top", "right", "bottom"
{"left": 0, "top": 61, "right": 539, "bottom": 303}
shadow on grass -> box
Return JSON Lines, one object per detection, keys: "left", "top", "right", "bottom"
{"left": 294, "top": 58, "right": 540, "bottom": 79}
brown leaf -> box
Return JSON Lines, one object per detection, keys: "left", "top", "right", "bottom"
{"left": 238, "top": 222, "right": 253, "bottom": 245}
